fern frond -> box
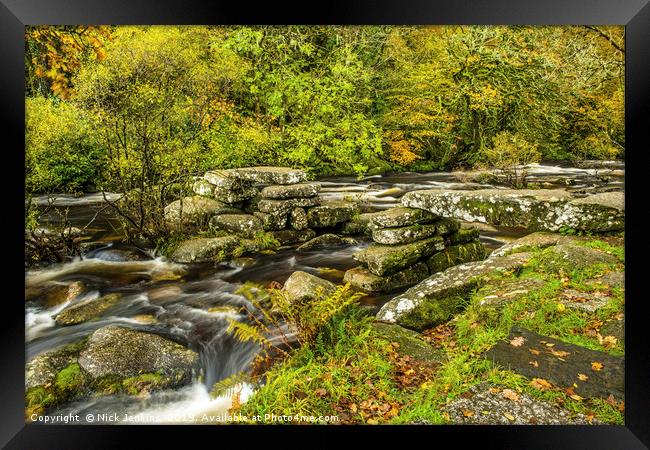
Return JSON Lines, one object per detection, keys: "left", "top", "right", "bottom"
{"left": 209, "top": 371, "right": 249, "bottom": 398}
{"left": 226, "top": 318, "right": 271, "bottom": 347}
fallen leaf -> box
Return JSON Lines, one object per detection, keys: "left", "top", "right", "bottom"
{"left": 601, "top": 335, "right": 618, "bottom": 349}
{"left": 462, "top": 409, "right": 475, "bottom": 418}
{"left": 488, "top": 387, "right": 501, "bottom": 394}
{"left": 550, "top": 349, "right": 571, "bottom": 358}
{"left": 503, "top": 413, "right": 516, "bottom": 421}
{"left": 569, "top": 394, "right": 584, "bottom": 401}
{"left": 557, "top": 303, "right": 566, "bottom": 312}
{"left": 510, "top": 336, "right": 526, "bottom": 347}
{"left": 529, "top": 360, "right": 539, "bottom": 368}
{"left": 502, "top": 389, "right": 520, "bottom": 402}
{"left": 529, "top": 349, "right": 540, "bottom": 355}
{"left": 545, "top": 342, "right": 555, "bottom": 348}
{"left": 349, "top": 403, "right": 358, "bottom": 413}
{"left": 578, "top": 373, "right": 589, "bottom": 381}
{"left": 367, "top": 418, "right": 379, "bottom": 425}
{"left": 591, "top": 362, "right": 603, "bottom": 371}
{"left": 314, "top": 388, "right": 328, "bottom": 397}
{"left": 530, "top": 378, "right": 553, "bottom": 390}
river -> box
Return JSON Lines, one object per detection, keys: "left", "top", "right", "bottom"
{"left": 25, "top": 161, "right": 624, "bottom": 423}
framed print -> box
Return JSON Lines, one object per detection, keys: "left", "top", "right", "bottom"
{"left": 2, "top": 0, "right": 649, "bottom": 448}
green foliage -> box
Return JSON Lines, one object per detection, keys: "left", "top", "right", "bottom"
{"left": 481, "top": 131, "right": 542, "bottom": 187}
{"left": 26, "top": 96, "right": 106, "bottom": 193}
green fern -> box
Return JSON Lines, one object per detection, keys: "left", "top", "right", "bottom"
{"left": 226, "top": 319, "right": 271, "bottom": 347}
{"left": 210, "top": 371, "right": 249, "bottom": 398}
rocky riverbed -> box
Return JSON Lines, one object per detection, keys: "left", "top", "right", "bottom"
{"left": 25, "top": 162, "right": 625, "bottom": 424}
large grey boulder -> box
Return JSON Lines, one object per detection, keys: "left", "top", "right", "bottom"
{"left": 164, "top": 196, "right": 236, "bottom": 226}
{"left": 271, "top": 228, "right": 317, "bottom": 245}
{"left": 307, "top": 200, "right": 359, "bottom": 228}
{"left": 401, "top": 189, "right": 624, "bottom": 232}
{"left": 170, "top": 236, "right": 241, "bottom": 263}
{"left": 261, "top": 182, "right": 321, "bottom": 199}
{"left": 355, "top": 236, "right": 445, "bottom": 276}
{"left": 426, "top": 241, "right": 486, "bottom": 274}
{"left": 257, "top": 197, "right": 320, "bottom": 214}
{"left": 282, "top": 271, "right": 337, "bottom": 304}
{"left": 375, "top": 252, "right": 532, "bottom": 331}
{"left": 340, "top": 212, "right": 382, "bottom": 236}
{"left": 209, "top": 214, "right": 263, "bottom": 237}
{"left": 213, "top": 184, "right": 259, "bottom": 204}
{"left": 372, "top": 223, "right": 438, "bottom": 245}
{"left": 205, "top": 167, "right": 307, "bottom": 186}
{"left": 78, "top": 326, "right": 198, "bottom": 386}
{"left": 254, "top": 211, "right": 288, "bottom": 231}
{"left": 344, "top": 262, "right": 429, "bottom": 294}
{"left": 370, "top": 207, "right": 438, "bottom": 228}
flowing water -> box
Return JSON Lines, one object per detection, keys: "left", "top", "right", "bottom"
{"left": 25, "top": 161, "right": 624, "bottom": 423}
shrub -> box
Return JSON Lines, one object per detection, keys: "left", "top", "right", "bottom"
{"left": 482, "top": 131, "right": 541, "bottom": 188}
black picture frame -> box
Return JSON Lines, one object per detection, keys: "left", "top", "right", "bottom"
{"left": 2, "top": 1, "right": 648, "bottom": 448}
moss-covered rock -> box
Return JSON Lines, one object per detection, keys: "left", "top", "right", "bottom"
{"left": 213, "top": 184, "right": 259, "bottom": 204}
{"left": 372, "top": 223, "right": 438, "bottom": 245}
{"left": 289, "top": 207, "right": 308, "bottom": 231}
{"left": 447, "top": 228, "right": 481, "bottom": 246}
{"left": 55, "top": 293, "right": 122, "bottom": 326}
{"left": 434, "top": 217, "right": 461, "bottom": 236}
{"left": 376, "top": 252, "right": 532, "bottom": 331}
{"left": 370, "top": 207, "right": 438, "bottom": 228}
{"left": 164, "top": 196, "right": 238, "bottom": 227}
{"left": 401, "top": 189, "right": 624, "bottom": 232}
{"left": 372, "top": 322, "right": 444, "bottom": 363}
{"left": 170, "top": 236, "right": 241, "bottom": 263}
{"left": 257, "top": 197, "right": 321, "bottom": 215}
{"left": 340, "top": 212, "right": 382, "bottom": 236}
{"left": 427, "top": 241, "right": 486, "bottom": 274}
{"left": 271, "top": 228, "right": 317, "bottom": 245}
{"left": 261, "top": 182, "right": 321, "bottom": 199}
{"left": 209, "top": 214, "right": 263, "bottom": 238}
{"left": 78, "top": 326, "right": 198, "bottom": 387}
{"left": 344, "top": 262, "right": 429, "bottom": 294}
{"left": 297, "top": 233, "right": 357, "bottom": 251}
{"left": 355, "top": 236, "right": 445, "bottom": 277}
{"left": 282, "top": 271, "right": 337, "bottom": 304}
{"left": 254, "top": 211, "right": 288, "bottom": 231}
{"left": 306, "top": 200, "right": 359, "bottom": 228}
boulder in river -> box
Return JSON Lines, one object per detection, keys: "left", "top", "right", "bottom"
{"left": 344, "top": 262, "right": 429, "bottom": 294}
{"left": 282, "top": 271, "right": 337, "bottom": 304}
{"left": 26, "top": 280, "right": 85, "bottom": 307}
{"left": 355, "top": 236, "right": 445, "bottom": 277}
{"left": 401, "top": 189, "right": 624, "bottom": 232}
{"left": 55, "top": 293, "right": 122, "bottom": 326}
{"left": 209, "top": 214, "right": 263, "bottom": 238}
{"left": 257, "top": 197, "right": 320, "bottom": 214}
{"left": 340, "top": 212, "right": 382, "bottom": 236}
{"left": 271, "top": 228, "right": 317, "bottom": 245}
{"left": 78, "top": 326, "right": 198, "bottom": 389}
{"left": 261, "top": 182, "right": 321, "bottom": 199}
{"left": 426, "top": 241, "right": 486, "bottom": 274}
{"left": 372, "top": 223, "right": 439, "bottom": 245}
{"left": 170, "top": 236, "right": 241, "bottom": 263}
{"left": 164, "top": 196, "right": 238, "bottom": 227}
{"left": 297, "top": 233, "right": 358, "bottom": 251}
{"left": 254, "top": 211, "right": 288, "bottom": 231}
{"left": 289, "top": 207, "right": 309, "bottom": 231}
{"left": 370, "top": 206, "right": 438, "bottom": 228}
{"left": 307, "top": 200, "right": 359, "bottom": 228}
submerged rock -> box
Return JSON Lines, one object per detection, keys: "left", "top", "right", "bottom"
{"left": 307, "top": 200, "right": 359, "bottom": 228}
{"left": 261, "top": 182, "right": 321, "bottom": 199}
{"left": 282, "top": 271, "right": 337, "bottom": 304}
{"left": 55, "top": 293, "right": 122, "bottom": 326}
{"left": 355, "top": 236, "right": 445, "bottom": 277}
{"left": 26, "top": 280, "right": 85, "bottom": 307}
{"left": 170, "top": 236, "right": 241, "bottom": 264}
{"left": 271, "top": 228, "right": 317, "bottom": 245}
{"left": 401, "top": 189, "right": 624, "bottom": 232}
{"left": 78, "top": 326, "right": 198, "bottom": 387}
{"left": 209, "top": 214, "right": 263, "bottom": 237}
{"left": 297, "top": 234, "right": 357, "bottom": 251}
{"left": 344, "top": 262, "right": 429, "bottom": 294}
{"left": 370, "top": 207, "right": 438, "bottom": 228}
{"left": 484, "top": 327, "right": 624, "bottom": 400}
{"left": 26, "top": 341, "right": 86, "bottom": 390}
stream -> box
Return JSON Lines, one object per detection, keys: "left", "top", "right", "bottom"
{"left": 25, "top": 161, "right": 624, "bottom": 423}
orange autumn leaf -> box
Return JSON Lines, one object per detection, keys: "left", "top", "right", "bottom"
{"left": 510, "top": 336, "right": 526, "bottom": 347}
{"left": 591, "top": 362, "right": 604, "bottom": 371}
